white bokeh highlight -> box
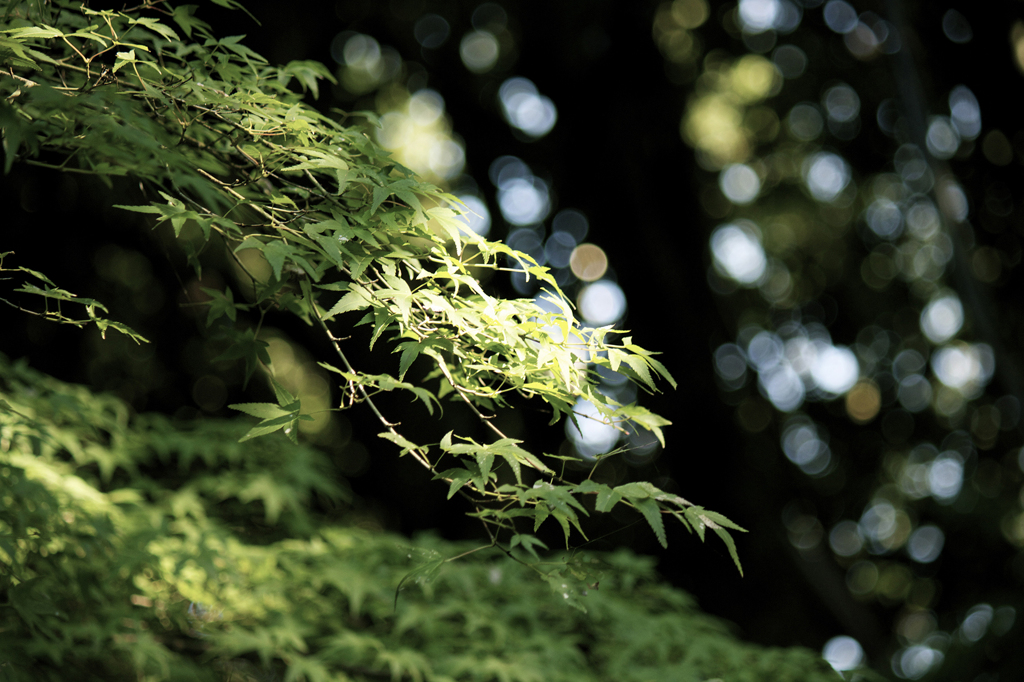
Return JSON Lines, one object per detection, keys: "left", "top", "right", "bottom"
{"left": 920, "top": 294, "right": 964, "bottom": 344}
{"left": 578, "top": 280, "right": 627, "bottom": 326}
{"left": 803, "top": 152, "right": 851, "bottom": 202}
{"left": 711, "top": 223, "right": 767, "bottom": 285}
{"left": 719, "top": 164, "right": 762, "bottom": 204}
{"left": 823, "top": 636, "right": 864, "bottom": 672}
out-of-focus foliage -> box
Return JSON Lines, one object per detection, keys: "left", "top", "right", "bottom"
{"left": 654, "top": 0, "right": 1024, "bottom": 677}
{"left": 0, "top": 357, "right": 844, "bottom": 681}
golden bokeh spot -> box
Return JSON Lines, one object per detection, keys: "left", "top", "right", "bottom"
{"left": 846, "top": 379, "right": 881, "bottom": 423}
{"left": 970, "top": 404, "right": 1001, "bottom": 450}
{"left": 659, "top": 27, "right": 699, "bottom": 63}
{"left": 1012, "top": 21, "right": 1024, "bottom": 73}
{"left": 263, "top": 332, "right": 333, "bottom": 435}
{"left": 971, "top": 246, "right": 1001, "bottom": 283}
{"left": 192, "top": 375, "right": 228, "bottom": 413}
{"left": 1001, "top": 510, "right": 1024, "bottom": 547}
{"left": 897, "top": 611, "right": 937, "bottom": 644}
{"left": 671, "top": 0, "right": 709, "bottom": 28}
{"left": 879, "top": 510, "right": 913, "bottom": 551}
{"left": 877, "top": 563, "right": 913, "bottom": 602}
{"left": 341, "top": 67, "right": 378, "bottom": 96}
{"left": 846, "top": 561, "right": 879, "bottom": 596}
{"left": 982, "top": 130, "right": 1013, "bottom": 166}
{"left": 372, "top": 85, "right": 464, "bottom": 185}
{"left": 745, "top": 106, "right": 780, "bottom": 143}
{"left": 760, "top": 214, "right": 798, "bottom": 252}
{"left": 569, "top": 243, "right": 609, "bottom": 282}
{"left": 729, "top": 55, "right": 781, "bottom": 104}
{"left": 934, "top": 384, "right": 966, "bottom": 420}
{"left": 682, "top": 93, "right": 749, "bottom": 166}
{"left": 232, "top": 245, "right": 274, "bottom": 291}
{"left": 653, "top": 0, "right": 709, "bottom": 64}
{"left": 679, "top": 54, "right": 781, "bottom": 168}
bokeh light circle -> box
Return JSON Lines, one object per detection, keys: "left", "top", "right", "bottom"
{"left": 788, "top": 103, "right": 824, "bottom": 140}
{"left": 460, "top": 30, "right": 499, "bottom": 73}
{"left": 907, "top": 525, "right": 944, "bottom": 563}
{"left": 822, "top": 0, "right": 857, "bottom": 34}
{"left": 719, "top": 163, "right": 761, "bottom": 204}
{"left": 710, "top": 223, "right": 767, "bottom": 285}
{"left": 846, "top": 380, "right": 881, "bottom": 422}
{"left": 497, "top": 177, "right": 550, "bottom": 225}
{"left": 811, "top": 345, "right": 859, "bottom": 395}
{"left": 920, "top": 293, "right": 963, "bottom": 344}
{"left": 499, "top": 77, "right": 557, "bottom": 138}
{"left": 578, "top": 280, "right": 626, "bottom": 326}
{"left": 823, "top": 636, "right": 864, "bottom": 671}
{"left": 569, "top": 244, "right": 608, "bottom": 282}
{"left": 565, "top": 398, "right": 619, "bottom": 458}
{"left": 455, "top": 195, "right": 491, "bottom": 236}
{"left": 803, "top": 152, "right": 851, "bottom": 202}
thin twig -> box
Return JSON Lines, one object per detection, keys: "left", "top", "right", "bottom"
{"left": 312, "top": 300, "right": 434, "bottom": 473}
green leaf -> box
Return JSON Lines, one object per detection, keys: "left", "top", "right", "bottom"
{"left": 279, "top": 59, "right": 337, "bottom": 99}
{"left": 171, "top": 4, "right": 210, "bottom": 38}
{"left": 683, "top": 508, "right": 707, "bottom": 541}
{"left": 270, "top": 376, "right": 297, "bottom": 407}
{"left": 128, "top": 16, "right": 181, "bottom": 42}
{"left": 112, "top": 49, "right": 136, "bottom": 73}
{"left": 473, "top": 450, "right": 494, "bottom": 485}
{"left": 524, "top": 482, "right": 588, "bottom": 545}
{"left": 322, "top": 288, "right": 372, "bottom": 320}
{"left": 405, "top": 385, "right": 439, "bottom": 416}
{"left": 509, "top": 534, "right": 548, "bottom": 560}
{"left": 632, "top": 497, "right": 667, "bottom": 548}
{"left": 369, "top": 308, "right": 396, "bottom": 350}
{"left": 699, "top": 510, "right": 748, "bottom": 533}
{"left": 595, "top": 487, "right": 623, "bottom": 512}
{"left": 395, "top": 338, "right": 435, "bottom": 380}
{"left": 229, "top": 402, "right": 292, "bottom": 419}
{"left": 284, "top": 658, "right": 332, "bottom": 682}
{"left": 370, "top": 185, "right": 389, "bottom": 215}
{"left": 614, "top": 482, "right": 668, "bottom": 548}
{"left": 378, "top": 431, "right": 422, "bottom": 456}
{"left": 623, "top": 338, "right": 678, "bottom": 389}
{"left": 262, "top": 240, "right": 294, "bottom": 282}
{"left": 618, "top": 404, "right": 672, "bottom": 448}
{"left": 238, "top": 413, "right": 297, "bottom": 442}
{"left": 394, "top": 548, "right": 444, "bottom": 610}
{"left": 541, "top": 570, "right": 589, "bottom": 613}
{"left": 113, "top": 203, "right": 165, "bottom": 215}
{"left": 613, "top": 481, "right": 658, "bottom": 499}
{"left": 434, "top": 468, "right": 475, "bottom": 499}
{"left": 622, "top": 353, "right": 657, "bottom": 392}
{"left": 713, "top": 526, "right": 744, "bottom": 576}
{"left": 574, "top": 481, "right": 623, "bottom": 513}
{"left": 490, "top": 438, "right": 555, "bottom": 479}
{"left": 201, "top": 286, "right": 248, "bottom": 326}
{"left": 213, "top": 329, "right": 271, "bottom": 387}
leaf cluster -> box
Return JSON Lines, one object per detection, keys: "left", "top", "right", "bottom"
{"left": 0, "top": 0, "right": 745, "bottom": 566}
{"left": 0, "top": 355, "right": 842, "bottom": 681}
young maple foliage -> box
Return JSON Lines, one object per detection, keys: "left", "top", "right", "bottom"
{"left": 0, "top": 0, "right": 746, "bottom": 569}
{"left": 0, "top": 3, "right": 863, "bottom": 681}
